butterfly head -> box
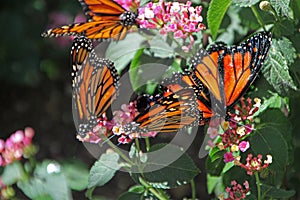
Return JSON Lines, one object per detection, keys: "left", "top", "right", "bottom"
{"left": 120, "top": 11, "right": 137, "bottom": 26}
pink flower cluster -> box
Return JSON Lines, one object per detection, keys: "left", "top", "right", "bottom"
{"left": 207, "top": 98, "right": 262, "bottom": 163}
{"left": 236, "top": 154, "right": 272, "bottom": 175}
{"left": 0, "top": 127, "right": 35, "bottom": 167}
{"left": 221, "top": 180, "right": 250, "bottom": 200}
{"left": 77, "top": 102, "right": 157, "bottom": 144}
{"left": 138, "top": 1, "right": 205, "bottom": 51}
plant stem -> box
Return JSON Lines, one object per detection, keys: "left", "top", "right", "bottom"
{"left": 255, "top": 172, "right": 261, "bottom": 200}
{"left": 251, "top": 6, "right": 266, "bottom": 31}
{"left": 85, "top": 187, "right": 95, "bottom": 200}
{"left": 139, "top": 177, "right": 169, "bottom": 200}
{"left": 104, "top": 137, "right": 135, "bottom": 166}
{"left": 190, "top": 179, "right": 196, "bottom": 200}
{"left": 145, "top": 137, "right": 150, "bottom": 151}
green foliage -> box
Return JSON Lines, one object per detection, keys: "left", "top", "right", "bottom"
{"left": 270, "top": 0, "right": 291, "bottom": 17}
{"left": 118, "top": 192, "right": 143, "bottom": 200}
{"left": 232, "top": 0, "right": 260, "bottom": 7}
{"left": 1, "top": 162, "right": 25, "bottom": 186}
{"left": 141, "top": 144, "right": 200, "bottom": 189}
{"left": 88, "top": 151, "right": 120, "bottom": 188}
{"left": 61, "top": 160, "right": 89, "bottom": 191}
{"left": 106, "top": 33, "right": 146, "bottom": 72}
{"left": 251, "top": 109, "right": 292, "bottom": 185}
{"left": 262, "top": 38, "right": 297, "bottom": 95}
{"left": 207, "top": 0, "right": 232, "bottom": 40}
{"left": 206, "top": 147, "right": 225, "bottom": 176}
{"left": 17, "top": 160, "right": 72, "bottom": 200}
{"left": 261, "top": 184, "right": 295, "bottom": 199}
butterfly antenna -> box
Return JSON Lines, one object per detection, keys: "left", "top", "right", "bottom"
{"left": 228, "top": 118, "right": 257, "bottom": 132}
{"left": 101, "top": 134, "right": 116, "bottom": 145}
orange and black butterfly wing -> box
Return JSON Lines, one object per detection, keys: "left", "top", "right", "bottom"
{"left": 42, "top": 0, "right": 137, "bottom": 40}
{"left": 189, "top": 45, "right": 228, "bottom": 120}
{"left": 128, "top": 86, "right": 199, "bottom": 134}
{"left": 79, "top": 0, "right": 126, "bottom": 21}
{"left": 71, "top": 36, "right": 119, "bottom": 137}
{"left": 189, "top": 32, "right": 272, "bottom": 120}
{"left": 219, "top": 32, "right": 272, "bottom": 108}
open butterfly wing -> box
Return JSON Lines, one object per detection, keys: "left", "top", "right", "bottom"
{"left": 79, "top": 0, "right": 125, "bottom": 21}
{"left": 163, "top": 32, "right": 271, "bottom": 122}
{"left": 71, "top": 36, "right": 119, "bottom": 136}
{"left": 89, "top": 58, "right": 119, "bottom": 118}
{"left": 42, "top": 20, "right": 130, "bottom": 40}
{"left": 219, "top": 32, "right": 272, "bottom": 108}
{"left": 41, "top": 0, "right": 136, "bottom": 40}
{"left": 133, "top": 87, "right": 199, "bottom": 133}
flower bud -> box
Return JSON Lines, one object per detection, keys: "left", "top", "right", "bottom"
{"left": 259, "top": 1, "right": 273, "bottom": 12}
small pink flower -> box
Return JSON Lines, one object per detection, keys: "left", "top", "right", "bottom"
{"left": 237, "top": 154, "right": 272, "bottom": 175}
{"left": 207, "top": 127, "right": 219, "bottom": 139}
{"left": 174, "top": 30, "right": 184, "bottom": 38}
{"left": 239, "top": 141, "right": 250, "bottom": 152}
{"left": 11, "top": 131, "right": 24, "bottom": 143}
{"left": 224, "top": 152, "right": 234, "bottom": 163}
{"left": 142, "top": 131, "right": 158, "bottom": 138}
{"left": 24, "top": 127, "right": 35, "bottom": 138}
{"left": 137, "top": 0, "right": 205, "bottom": 51}
{"left": 118, "top": 135, "right": 131, "bottom": 144}
{"left": 0, "top": 140, "right": 5, "bottom": 153}
{"left": 224, "top": 180, "right": 249, "bottom": 200}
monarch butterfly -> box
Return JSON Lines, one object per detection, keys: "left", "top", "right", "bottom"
{"left": 42, "top": 0, "right": 137, "bottom": 41}
{"left": 125, "top": 86, "right": 200, "bottom": 134}
{"left": 71, "top": 36, "right": 119, "bottom": 137}
{"left": 164, "top": 32, "right": 272, "bottom": 124}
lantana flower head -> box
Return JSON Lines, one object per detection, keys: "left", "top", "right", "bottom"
{"left": 0, "top": 127, "right": 35, "bottom": 166}
{"left": 235, "top": 154, "right": 272, "bottom": 175}
{"left": 222, "top": 180, "right": 250, "bottom": 200}
{"left": 76, "top": 102, "right": 158, "bottom": 144}
{"left": 137, "top": 1, "right": 206, "bottom": 51}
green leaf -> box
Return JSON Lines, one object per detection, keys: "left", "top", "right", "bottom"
{"left": 129, "top": 48, "right": 145, "bottom": 92}
{"left": 273, "top": 37, "right": 297, "bottom": 65}
{"left": 254, "top": 91, "right": 289, "bottom": 116}
{"left": 270, "top": 0, "right": 290, "bottom": 16}
{"left": 17, "top": 160, "right": 72, "bottom": 200}
{"left": 262, "top": 39, "right": 297, "bottom": 95}
{"left": 206, "top": 175, "right": 224, "bottom": 195}
{"left": 273, "top": 19, "right": 295, "bottom": 36}
{"left": 141, "top": 144, "right": 200, "bottom": 189}
{"left": 129, "top": 52, "right": 172, "bottom": 94}
{"left": 1, "top": 161, "right": 25, "bottom": 185}
{"left": 222, "top": 166, "right": 249, "bottom": 187}
{"left": 61, "top": 160, "right": 89, "bottom": 191}
{"left": 118, "top": 192, "right": 142, "bottom": 200}
{"left": 207, "top": 0, "right": 232, "bottom": 40}
{"left": 128, "top": 185, "right": 145, "bottom": 194}
{"left": 251, "top": 109, "right": 292, "bottom": 185}
{"left": 105, "top": 33, "right": 146, "bottom": 72}
{"left": 148, "top": 34, "right": 175, "bottom": 58}
{"left": 206, "top": 147, "right": 226, "bottom": 176}
{"left": 232, "top": 0, "right": 260, "bottom": 7}
{"left": 88, "top": 151, "right": 120, "bottom": 188}
{"left": 217, "top": 7, "right": 247, "bottom": 43}
{"left": 261, "top": 184, "right": 296, "bottom": 198}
